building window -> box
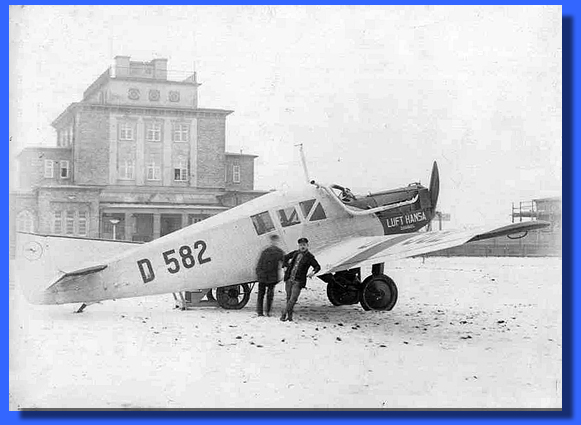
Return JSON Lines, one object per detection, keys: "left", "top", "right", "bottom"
{"left": 53, "top": 211, "right": 62, "bottom": 234}
{"left": 16, "top": 211, "right": 34, "bottom": 232}
{"left": 173, "top": 124, "right": 189, "bottom": 142}
{"left": 119, "top": 160, "right": 135, "bottom": 180}
{"left": 66, "top": 127, "right": 73, "bottom": 146}
{"left": 65, "top": 211, "right": 75, "bottom": 235}
{"left": 78, "top": 211, "right": 87, "bottom": 236}
{"left": 188, "top": 214, "right": 208, "bottom": 225}
{"left": 119, "top": 122, "right": 134, "bottom": 141}
{"left": 174, "top": 160, "right": 188, "bottom": 181}
{"left": 233, "top": 165, "right": 241, "bottom": 183}
{"left": 146, "top": 122, "right": 162, "bottom": 142}
{"left": 251, "top": 211, "right": 275, "bottom": 235}
{"left": 44, "top": 160, "right": 54, "bottom": 178}
{"left": 146, "top": 160, "right": 161, "bottom": 181}
{"left": 60, "top": 160, "right": 70, "bottom": 178}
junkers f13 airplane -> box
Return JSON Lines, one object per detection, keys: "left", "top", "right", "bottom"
{"left": 16, "top": 160, "right": 548, "bottom": 313}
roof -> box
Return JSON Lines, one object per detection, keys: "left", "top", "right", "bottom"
{"left": 225, "top": 152, "right": 259, "bottom": 158}
{"left": 52, "top": 102, "right": 234, "bottom": 128}
{"left": 15, "top": 146, "right": 72, "bottom": 158}
{"left": 83, "top": 65, "right": 202, "bottom": 101}
{"left": 533, "top": 196, "right": 562, "bottom": 203}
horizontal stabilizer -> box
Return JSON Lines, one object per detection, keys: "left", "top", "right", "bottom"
{"left": 15, "top": 232, "right": 136, "bottom": 305}
{"left": 46, "top": 264, "right": 107, "bottom": 291}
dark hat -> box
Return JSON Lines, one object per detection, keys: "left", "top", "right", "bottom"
{"left": 269, "top": 234, "right": 280, "bottom": 241}
{"left": 297, "top": 237, "right": 309, "bottom": 244}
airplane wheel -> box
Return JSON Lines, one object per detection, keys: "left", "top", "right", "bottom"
{"left": 216, "top": 283, "right": 252, "bottom": 310}
{"left": 326, "top": 281, "right": 359, "bottom": 306}
{"left": 359, "top": 275, "right": 398, "bottom": 311}
{"left": 205, "top": 289, "right": 217, "bottom": 302}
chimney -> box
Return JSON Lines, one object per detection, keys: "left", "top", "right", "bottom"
{"left": 152, "top": 58, "right": 168, "bottom": 80}
{"left": 114, "top": 56, "right": 130, "bottom": 77}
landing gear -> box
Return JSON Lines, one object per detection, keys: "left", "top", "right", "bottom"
{"left": 216, "top": 283, "right": 252, "bottom": 310}
{"left": 204, "top": 289, "right": 217, "bottom": 302}
{"left": 324, "top": 270, "right": 360, "bottom": 306}
{"left": 320, "top": 263, "right": 399, "bottom": 312}
{"left": 359, "top": 274, "right": 398, "bottom": 311}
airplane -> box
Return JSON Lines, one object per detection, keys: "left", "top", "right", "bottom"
{"left": 15, "top": 161, "right": 550, "bottom": 313}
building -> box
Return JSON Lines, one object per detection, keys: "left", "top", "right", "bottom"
{"left": 11, "top": 56, "right": 267, "bottom": 248}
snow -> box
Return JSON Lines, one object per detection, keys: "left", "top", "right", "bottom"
{"left": 9, "top": 257, "right": 562, "bottom": 409}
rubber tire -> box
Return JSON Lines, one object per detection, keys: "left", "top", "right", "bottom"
{"left": 205, "top": 289, "right": 217, "bottom": 302}
{"left": 359, "top": 274, "right": 398, "bottom": 311}
{"left": 216, "top": 283, "right": 252, "bottom": 310}
{"left": 326, "top": 281, "right": 359, "bottom": 306}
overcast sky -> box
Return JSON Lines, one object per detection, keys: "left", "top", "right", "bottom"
{"left": 9, "top": 5, "right": 561, "bottom": 226}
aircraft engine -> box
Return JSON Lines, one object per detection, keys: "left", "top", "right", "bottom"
{"left": 344, "top": 161, "right": 440, "bottom": 234}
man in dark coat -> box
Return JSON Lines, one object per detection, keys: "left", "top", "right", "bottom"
{"left": 255, "top": 234, "right": 285, "bottom": 317}
{"left": 280, "top": 237, "right": 321, "bottom": 322}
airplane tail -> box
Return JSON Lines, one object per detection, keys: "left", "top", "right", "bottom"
{"left": 14, "top": 232, "right": 142, "bottom": 305}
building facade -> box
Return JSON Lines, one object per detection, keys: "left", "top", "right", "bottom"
{"left": 11, "top": 56, "right": 266, "bottom": 247}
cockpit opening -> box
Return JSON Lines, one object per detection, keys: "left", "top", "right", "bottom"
{"left": 330, "top": 184, "right": 357, "bottom": 203}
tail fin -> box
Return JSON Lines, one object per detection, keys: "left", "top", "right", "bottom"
{"left": 14, "top": 232, "right": 141, "bottom": 304}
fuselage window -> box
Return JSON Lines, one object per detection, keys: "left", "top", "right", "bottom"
{"left": 278, "top": 206, "right": 301, "bottom": 227}
{"left": 299, "top": 199, "right": 316, "bottom": 218}
{"left": 310, "top": 203, "right": 327, "bottom": 221}
{"left": 251, "top": 211, "right": 275, "bottom": 235}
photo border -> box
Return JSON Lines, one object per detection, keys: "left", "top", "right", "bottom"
{"left": 4, "top": 1, "right": 577, "bottom": 423}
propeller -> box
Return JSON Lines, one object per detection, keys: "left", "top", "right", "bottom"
{"left": 429, "top": 161, "right": 439, "bottom": 211}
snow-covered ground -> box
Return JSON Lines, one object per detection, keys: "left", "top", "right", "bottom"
{"left": 9, "top": 257, "right": 561, "bottom": 409}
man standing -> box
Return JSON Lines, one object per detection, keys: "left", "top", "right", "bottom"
{"left": 255, "top": 234, "right": 285, "bottom": 317}
{"left": 280, "top": 237, "right": 321, "bottom": 322}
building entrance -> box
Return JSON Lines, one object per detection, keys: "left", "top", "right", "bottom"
{"left": 160, "top": 214, "right": 183, "bottom": 237}
{"left": 133, "top": 213, "right": 154, "bottom": 242}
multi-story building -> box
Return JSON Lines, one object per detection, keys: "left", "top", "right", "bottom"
{"left": 11, "top": 56, "right": 266, "bottom": 247}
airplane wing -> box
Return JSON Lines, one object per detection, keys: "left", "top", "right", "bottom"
{"left": 315, "top": 221, "right": 551, "bottom": 275}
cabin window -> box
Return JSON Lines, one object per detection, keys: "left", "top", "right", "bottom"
{"left": 278, "top": 206, "right": 301, "bottom": 227}
{"left": 251, "top": 211, "right": 275, "bottom": 235}
{"left": 299, "top": 199, "right": 327, "bottom": 221}
{"left": 299, "top": 199, "right": 316, "bottom": 217}
{"left": 309, "top": 203, "right": 327, "bottom": 221}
